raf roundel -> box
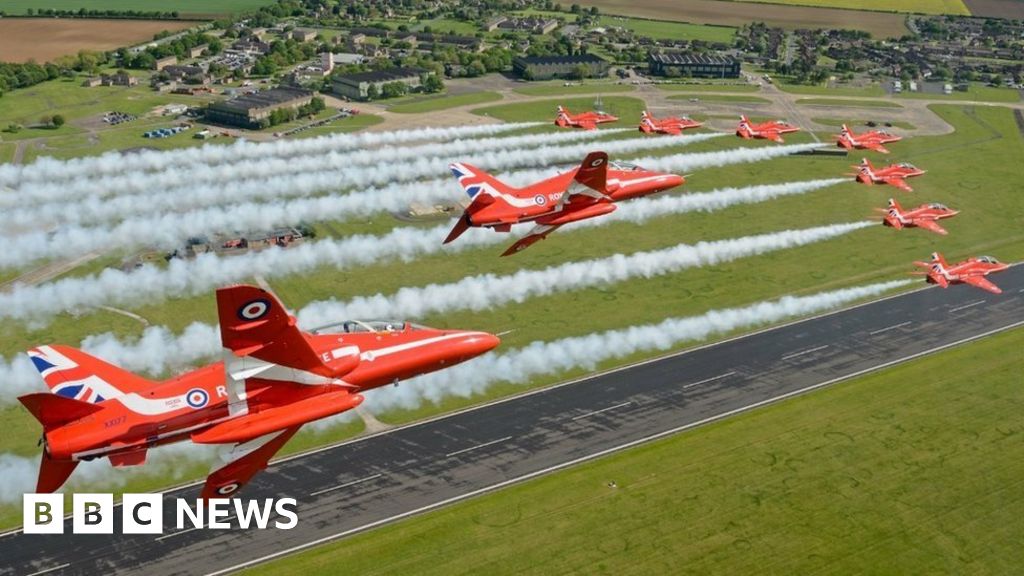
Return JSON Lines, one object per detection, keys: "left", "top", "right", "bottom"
{"left": 186, "top": 388, "right": 209, "bottom": 409}
{"left": 589, "top": 157, "right": 605, "bottom": 167}
{"left": 238, "top": 298, "right": 271, "bottom": 321}
{"left": 534, "top": 194, "right": 547, "bottom": 206}
{"left": 217, "top": 483, "right": 240, "bottom": 496}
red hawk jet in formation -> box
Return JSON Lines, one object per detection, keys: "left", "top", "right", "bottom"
{"left": 913, "top": 252, "right": 1008, "bottom": 294}
{"left": 554, "top": 105, "right": 618, "bottom": 130}
{"left": 835, "top": 124, "right": 902, "bottom": 154}
{"left": 19, "top": 285, "right": 500, "bottom": 499}
{"left": 851, "top": 158, "right": 926, "bottom": 191}
{"left": 444, "top": 151, "right": 685, "bottom": 256}
{"left": 880, "top": 198, "right": 958, "bottom": 235}
{"left": 735, "top": 115, "right": 800, "bottom": 143}
{"left": 638, "top": 110, "right": 703, "bottom": 135}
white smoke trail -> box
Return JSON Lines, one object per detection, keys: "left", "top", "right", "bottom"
{"left": 297, "top": 221, "right": 872, "bottom": 324}
{"left": 0, "top": 279, "right": 911, "bottom": 501}
{"left": 0, "top": 134, "right": 723, "bottom": 266}
{"left": 365, "top": 279, "right": 913, "bottom": 412}
{"left": 7, "top": 129, "right": 630, "bottom": 220}
{"left": 0, "top": 122, "right": 542, "bottom": 195}
{"left": 0, "top": 219, "right": 866, "bottom": 404}
{"left": 0, "top": 178, "right": 846, "bottom": 322}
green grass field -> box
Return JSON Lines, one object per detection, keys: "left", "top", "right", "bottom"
{"left": 667, "top": 93, "right": 771, "bottom": 103}
{"left": 412, "top": 17, "right": 479, "bottom": 35}
{"left": 246, "top": 326, "right": 1024, "bottom": 575}
{"left": 795, "top": 97, "right": 903, "bottom": 108}
{"left": 1, "top": 103, "right": 1022, "bottom": 529}
{"left": 598, "top": 15, "right": 736, "bottom": 43}
{"left": 0, "top": 0, "right": 276, "bottom": 16}
{"left": 388, "top": 92, "right": 503, "bottom": 114}
{"left": 512, "top": 82, "right": 636, "bottom": 97}
{"left": 737, "top": 0, "right": 970, "bottom": 15}
{"left": 776, "top": 81, "right": 886, "bottom": 97}
{"left": 811, "top": 117, "right": 916, "bottom": 130}
{"left": 656, "top": 83, "right": 761, "bottom": 93}
{"left": 897, "top": 85, "right": 1021, "bottom": 103}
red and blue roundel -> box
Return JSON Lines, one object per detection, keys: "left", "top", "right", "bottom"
{"left": 237, "top": 298, "right": 271, "bottom": 321}
{"left": 186, "top": 388, "right": 209, "bottom": 409}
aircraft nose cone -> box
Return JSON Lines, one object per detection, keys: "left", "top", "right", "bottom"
{"left": 465, "top": 332, "right": 501, "bottom": 354}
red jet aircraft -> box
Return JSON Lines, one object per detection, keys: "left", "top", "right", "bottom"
{"left": 19, "top": 285, "right": 499, "bottom": 499}
{"left": 554, "top": 105, "right": 618, "bottom": 130}
{"left": 852, "top": 158, "right": 926, "bottom": 191}
{"left": 444, "top": 151, "right": 684, "bottom": 255}
{"left": 735, "top": 115, "right": 800, "bottom": 143}
{"left": 639, "top": 110, "right": 702, "bottom": 135}
{"left": 835, "top": 124, "right": 902, "bottom": 154}
{"left": 912, "top": 252, "right": 1009, "bottom": 294}
{"left": 879, "top": 198, "right": 958, "bottom": 235}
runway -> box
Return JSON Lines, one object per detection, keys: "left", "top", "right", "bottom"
{"left": 4, "top": 266, "right": 1024, "bottom": 576}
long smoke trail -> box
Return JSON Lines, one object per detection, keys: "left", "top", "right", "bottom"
{"left": 0, "top": 221, "right": 869, "bottom": 403}
{"left": 297, "top": 221, "right": 873, "bottom": 324}
{"left": 0, "top": 134, "right": 724, "bottom": 265}
{"left": 0, "top": 279, "right": 910, "bottom": 500}
{"left": 0, "top": 178, "right": 846, "bottom": 322}
{"left": 364, "top": 279, "right": 913, "bottom": 411}
{"left": 7, "top": 128, "right": 630, "bottom": 215}
{"left": 0, "top": 122, "right": 542, "bottom": 194}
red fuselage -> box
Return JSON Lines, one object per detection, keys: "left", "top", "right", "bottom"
{"left": 44, "top": 325, "right": 499, "bottom": 462}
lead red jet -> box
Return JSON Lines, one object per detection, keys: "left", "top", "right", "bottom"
{"left": 735, "top": 115, "right": 800, "bottom": 143}
{"left": 835, "top": 124, "right": 902, "bottom": 154}
{"left": 554, "top": 105, "right": 618, "bottom": 130}
{"left": 639, "top": 110, "right": 702, "bottom": 135}
{"left": 19, "top": 285, "right": 499, "bottom": 499}
{"left": 912, "top": 252, "right": 1009, "bottom": 294}
{"left": 852, "top": 158, "right": 926, "bottom": 191}
{"left": 444, "top": 151, "right": 684, "bottom": 255}
{"left": 879, "top": 198, "right": 958, "bottom": 235}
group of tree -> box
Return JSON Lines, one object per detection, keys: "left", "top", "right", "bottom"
{"left": 251, "top": 38, "right": 319, "bottom": 76}
{"left": 259, "top": 95, "right": 327, "bottom": 128}
{"left": 21, "top": 8, "right": 180, "bottom": 19}
{"left": 120, "top": 32, "right": 223, "bottom": 69}
{"left": 0, "top": 50, "right": 107, "bottom": 96}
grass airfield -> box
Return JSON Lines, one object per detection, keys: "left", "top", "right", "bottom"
{"left": 0, "top": 82, "right": 1022, "bottom": 554}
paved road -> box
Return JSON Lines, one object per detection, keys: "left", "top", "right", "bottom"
{"left": 4, "top": 267, "right": 1024, "bottom": 576}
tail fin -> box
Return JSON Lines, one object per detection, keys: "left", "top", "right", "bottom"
{"left": 574, "top": 151, "right": 609, "bottom": 193}
{"left": 931, "top": 252, "right": 948, "bottom": 269}
{"left": 888, "top": 198, "right": 903, "bottom": 213}
{"left": 739, "top": 115, "right": 750, "bottom": 125}
{"left": 26, "top": 345, "right": 156, "bottom": 403}
{"left": 216, "top": 285, "right": 358, "bottom": 378}
{"left": 19, "top": 392, "right": 104, "bottom": 431}
{"left": 448, "top": 162, "right": 518, "bottom": 202}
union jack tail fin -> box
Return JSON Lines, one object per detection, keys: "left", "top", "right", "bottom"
{"left": 448, "top": 162, "right": 520, "bottom": 202}
{"left": 216, "top": 285, "right": 359, "bottom": 377}
{"left": 931, "top": 252, "right": 949, "bottom": 269}
{"left": 26, "top": 345, "right": 155, "bottom": 403}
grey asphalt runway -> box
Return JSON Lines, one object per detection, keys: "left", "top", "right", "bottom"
{"left": 4, "top": 266, "right": 1023, "bottom": 576}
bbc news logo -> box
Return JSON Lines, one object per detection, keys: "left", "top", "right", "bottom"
{"left": 24, "top": 494, "right": 298, "bottom": 534}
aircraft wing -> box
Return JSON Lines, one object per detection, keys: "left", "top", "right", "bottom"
{"left": 883, "top": 176, "right": 911, "bottom": 191}
{"left": 201, "top": 425, "right": 301, "bottom": 499}
{"left": 578, "top": 120, "right": 597, "bottom": 130}
{"left": 502, "top": 224, "right": 562, "bottom": 256}
{"left": 865, "top": 141, "right": 890, "bottom": 154}
{"left": 961, "top": 274, "right": 1002, "bottom": 294}
{"left": 763, "top": 130, "right": 783, "bottom": 143}
{"left": 911, "top": 218, "right": 947, "bottom": 235}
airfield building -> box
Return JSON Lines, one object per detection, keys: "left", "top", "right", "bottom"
{"left": 648, "top": 52, "right": 740, "bottom": 78}
{"left": 512, "top": 54, "right": 610, "bottom": 80}
{"left": 204, "top": 87, "right": 314, "bottom": 129}
{"left": 331, "top": 67, "right": 426, "bottom": 100}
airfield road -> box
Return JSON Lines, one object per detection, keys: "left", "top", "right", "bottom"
{"left": 4, "top": 266, "right": 1024, "bottom": 576}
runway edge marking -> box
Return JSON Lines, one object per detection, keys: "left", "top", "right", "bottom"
{"left": 205, "top": 317, "right": 1024, "bottom": 576}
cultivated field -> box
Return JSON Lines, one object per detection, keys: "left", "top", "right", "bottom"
{"left": 246, "top": 327, "right": 1024, "bottom": 575}
{"left": 963, "top": 0, "right": 1024, "bottom": 18}
{"left": 0, "top": 18, "right": 197, "bottom": 63}
{"left": 0, "top": 0, "right": 276, "bottom": 17}
{"left": 598, "top": 14, "right": 736, "bottom": 43}
{"left": 573, "top": 0, "right": 910, "bottom": 37}
{"left": 735, "top": 0, "right": 969, "bottom": 15}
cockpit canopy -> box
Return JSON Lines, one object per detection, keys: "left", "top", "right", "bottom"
{"left": 897, "top": 163, "right": 917, "bottom": 169}
{"left": 609, "top": 160, "right": 644, "bottom": 171}
{"left": 977, "top": 255, "right": 1000, "bottom": 264}
{"left": 927, "top": 203, "right": 948, "bottom": 210}
{"left": 312, "top": 320, "right": 421, "bottom": 335}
